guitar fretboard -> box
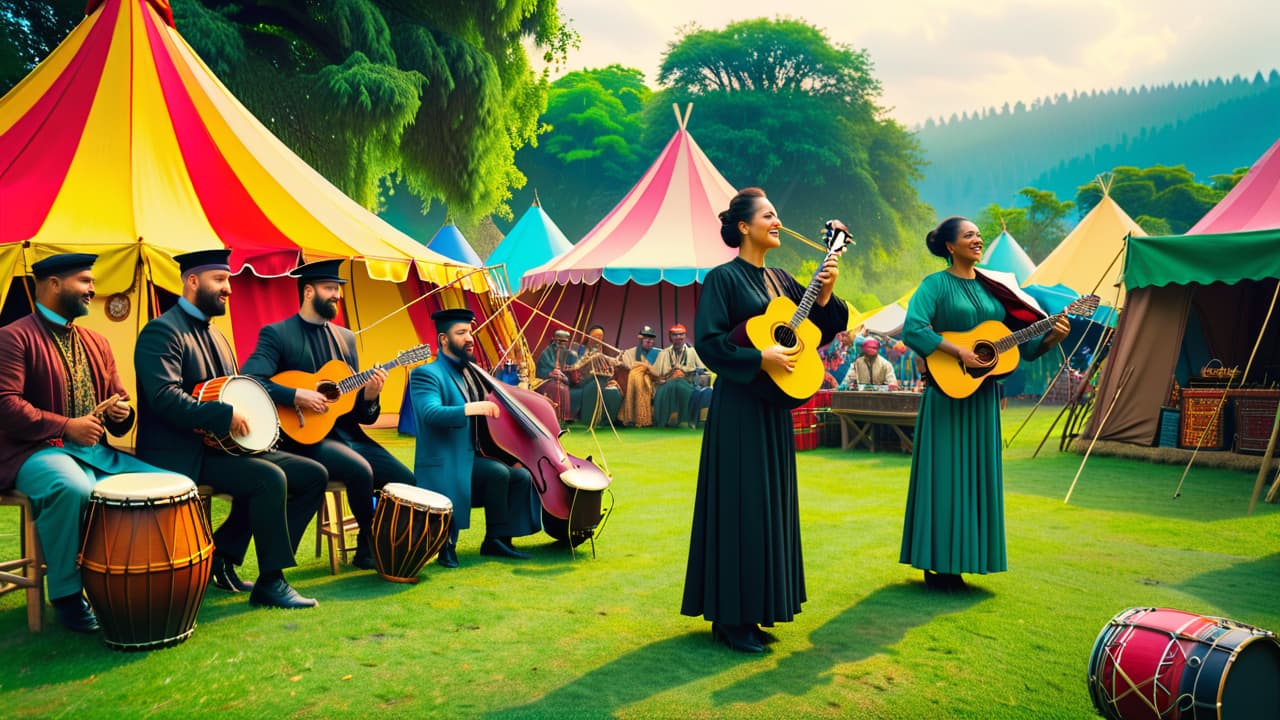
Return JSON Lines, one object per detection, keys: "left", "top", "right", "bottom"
{"left": 336, "top": 359, "right": 405, "bottom": 395}
{"left": 995, "top": 314, "right": 1064, "bottom": 352}
{"left": 788, "top": 233, "right": 847, "bottom": 328}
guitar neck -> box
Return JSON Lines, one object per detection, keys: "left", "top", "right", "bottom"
{"left": 335, "top": 359, "right": 402, "bottom": 396}
{"left": 788, "top": 248, "right": 839, "bottom": 328}
{"left": 995, "top": 313, "right": 1063, "bottom": 352}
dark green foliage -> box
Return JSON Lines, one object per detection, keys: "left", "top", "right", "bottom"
{"left": 0, "top": 0, "right": 81, "bottom": 90}
{"left": 975, "top": 188, "right": 1075, "bottom": 263}
{"left": 918, "top": 72, "right": 1280, "bottom": 217}
{"left": 1075, "top": 165, "right": 1235, "bottom": 235}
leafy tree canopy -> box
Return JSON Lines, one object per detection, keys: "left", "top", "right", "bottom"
{"left": 1075, "top": 165, "right": 1238, "bottom": 234}
{"left": 974, "top": 187, "right": 1074, "bottom": 263}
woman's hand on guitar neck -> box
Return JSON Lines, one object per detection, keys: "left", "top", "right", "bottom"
{"left": 816, "top": 254, "right": 840, "bottom": 306}
{"left": 761, "top": 344, "right": 796, "bottom": 374}
{"left": 1042, "top": 316, "right": 1071, "bottom": 348}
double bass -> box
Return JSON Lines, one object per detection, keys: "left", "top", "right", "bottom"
{"left": 468, "top": 362, "right": 611, "bottom": 546}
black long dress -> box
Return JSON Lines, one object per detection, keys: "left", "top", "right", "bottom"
{"left": 681, "top": 257, "right": 848, "bottom": 626}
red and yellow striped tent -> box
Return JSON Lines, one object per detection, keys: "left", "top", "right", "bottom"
{"left": 0, "top": 0, "right": 517, "bottom": 420}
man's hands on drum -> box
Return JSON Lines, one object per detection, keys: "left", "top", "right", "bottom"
{"left": 294, "top": 388, "right": 330, "bottom": 414}
{"left": 230, "top": 411, "right": 252, "bottom": 438}
{"left": 360, "top": 367, "right": 388, "bottom": 400}
{"left": 465, "top": 400, "right": 501, "bottom": 418}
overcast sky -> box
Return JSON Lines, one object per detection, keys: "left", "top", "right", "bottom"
{"left": 542, "top": 0, "right": 1280, "bottom": 126}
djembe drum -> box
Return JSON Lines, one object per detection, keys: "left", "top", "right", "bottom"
{"left": 78, "top": 473, "right": 214, "bottom": 650}
{"left": 370, "top": 483, "right": 453, "bottom": 583}
{"left": 1088, "top": 606, "right": 1280, "bottom": 719}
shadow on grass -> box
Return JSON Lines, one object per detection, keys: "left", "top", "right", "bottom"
{"left": 0, "top": 625, "right": 149, "bottom": 691}
{"left": 711, "top": 582, "right": 989, "bottom": 706}
{"left": 1175, "top": 552, "right": 1280, "bottom": 623}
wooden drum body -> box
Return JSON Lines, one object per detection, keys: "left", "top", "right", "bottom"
{"left": 78, "top": 473, "right": 214, "bottom": 651}
{"left": 371, "top": 483, "right": 453, "bottom": 583}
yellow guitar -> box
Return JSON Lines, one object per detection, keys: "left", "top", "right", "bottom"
{"left": 733, "top": 221, "right": 851, "bottom": 407}
{"left": 925, "top": 295, "right": 1099, "bottom": 399}
{"left": 271, "top": 344, "right": 433, "bottom": 444}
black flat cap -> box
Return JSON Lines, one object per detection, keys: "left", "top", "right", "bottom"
{"left": 32, "top": 253, "right": 97, "bottom": 279}
{"left": 173, "top": 249, "right": 232, "bottom": 277}
{"left": 432, "top": 307, "right": 475, "bottom": 333}
{"left": 289, "top": 258, "right": 347, "bottom": 284}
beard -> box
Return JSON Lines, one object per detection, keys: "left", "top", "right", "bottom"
{"left": 311, "top": 294, "right": 339, "bottom": 320}
{"left": 448, "top": 336, "right": 477, "bottom": 363}
{"left": 57, "top": 286, "right": 92, "bottom": 319}
{"left": 195, "top": 285, "right": 228, "bottom": 317}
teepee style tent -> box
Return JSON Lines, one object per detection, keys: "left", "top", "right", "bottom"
{"left": 487, "top": 197, "right": 573, "bottom": 296}
{"left": 0, "top": 0, "right": 502, "bottom": 418}
{"left": 518, "top": 105, "right": 738, "bottom": 347}
{"left": 1024, "top": 186, "right": 1147, "bottom": 312}
{"left": 427, "top": 222, "right": 484, "bottom": 266}
{"left": 981, "top": 230, "right": 1036, "bottom": 285}
{"left": 1084, "top": 137, "right": 1280, "bottom": 446}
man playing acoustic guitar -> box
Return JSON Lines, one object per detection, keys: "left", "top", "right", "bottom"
{"left": 241, "top": 258, "right": 415, "bottom": 571}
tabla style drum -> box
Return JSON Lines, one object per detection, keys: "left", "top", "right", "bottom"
{"left": 1088, "top": 606, "right": 1280, "bottom": 720}
{"left": 192, "top": 375, "right": 279, "bottom": 455}
{"left": 78, "top": 473, "right": 214, "bottom": 651}
{"left": 370, "top": 483, "right": 453, "bottom": 583}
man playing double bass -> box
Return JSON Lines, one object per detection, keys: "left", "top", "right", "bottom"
{"left": 134, "top": 249, "right": 327, "bottom": 609}
{"left": 241, "top": 258, "right": 415, "bottom": 571}
{"left": 408, "top": 308, "right": 540, "bottom": 568}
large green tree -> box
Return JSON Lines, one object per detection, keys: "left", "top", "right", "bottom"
{"left": 975, "top": 188, "right": 1074, "bottom": 262}
{"left": 646, "top": 18, "right": 932, "bottom": 301}
{"left": 514, "top": 65, "right": 651, "bottom": 240}
{"left": 1075, "top": 165, "right": 1240, "bottom": 234}
{"left": 0, "top": 0, "right": 575, "bottom": 221}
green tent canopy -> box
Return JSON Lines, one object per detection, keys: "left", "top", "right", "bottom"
{"left": 1125, "top": 228, "right": 1280, "bottom": 290}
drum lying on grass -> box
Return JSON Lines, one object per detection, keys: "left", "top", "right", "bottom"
{"left": 78, "top": 473, "right": 214, "bottom": 651}
{"left": 1088, "top": 606, "right": 1280, "bottom": 720}
{"left": 371, "top": 483, "right": 453, "bottom": 583}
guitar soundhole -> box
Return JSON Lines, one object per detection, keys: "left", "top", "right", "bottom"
{"left": 964, "top": 341, "right": 998, "bottom": 378}
{"left": 317, "top": 381, "right": 341, "bottom": 401}
{"left": 773, "top": 326, "right": 798, "bottom": 350}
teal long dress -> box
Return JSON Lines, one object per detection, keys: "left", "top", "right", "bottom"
{"left": 900, "top": 270, "right": 1043, "bottom": 575}
{"left": 682, "top": 257, "right": 848, "bottom": 625}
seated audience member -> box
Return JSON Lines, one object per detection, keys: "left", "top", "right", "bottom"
{"left": 652, "top": 324, "right": 709, "bottom": 428}
{"left": 840, "top": 337, "right": 898, "bottom": 389}
{"left": 535, "top": 329, "right": 579, "bottom": 424}
{"left": 576, "top": 325, "right": 622, "bottom": 430}
{"left": 617, "top": 325, "right": 660, "bottom": 427}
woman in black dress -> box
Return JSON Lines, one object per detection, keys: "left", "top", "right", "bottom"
{"left": 681, "top": 188, "right": 848, "bottom": 652}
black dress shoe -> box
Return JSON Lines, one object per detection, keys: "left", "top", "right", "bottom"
{"left": 249, "top": 577, "right": 318, "bottom": 609}
{"left": 480, "top": 537, "right": 532, "bottom": 560}
{"left": 351, "top": 545, "right": 377, "bottom": 571}
{"left": 437, "top": 542, "right": 459, "bottom": 568}
{"left": 210, "top": 556, "right": 254, "bottom": 592}
{"left": 51, "top": 594, "right": 100, "bottom": 634}
{"left": 711, "top": 622, "right": 765, "bottom": 653}
{"left": 752, "top": 625, "right": 779, "bottom": 645}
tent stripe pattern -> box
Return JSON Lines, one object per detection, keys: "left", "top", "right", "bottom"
{"left": 521, "top": 105, "right": 738, "bottom": 290}
{"left": 0, "top": 0, "right": 474, "bottom": 288}
{"left": 1187, "top": 136, "right": 1280, "bottom": 235}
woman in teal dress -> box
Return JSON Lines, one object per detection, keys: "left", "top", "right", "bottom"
{"left": 682, "top": 188, "right": 848, "bottom": 652}
{"left": 900, "top": 217, "right": 1068, "bottom": 591}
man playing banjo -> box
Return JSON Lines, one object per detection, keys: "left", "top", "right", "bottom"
{"left": 134, "top": 249, "right": 327, "bottom": 610}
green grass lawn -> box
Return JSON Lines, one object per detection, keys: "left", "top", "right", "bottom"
{"left": 2, "top": 404, "right": 1278, "bottom": 719}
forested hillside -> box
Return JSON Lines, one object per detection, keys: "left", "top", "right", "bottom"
{"left": 916, "top": 71, "right": 1280, "bottom": 217}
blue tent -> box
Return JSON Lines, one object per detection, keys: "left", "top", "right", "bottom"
{"left": 427, "top": 222, "right": 483, "bottom": 266}
{"left": 487, "top": 200, "right": 573, "bottom": 294}
{"left": 981, "top": 230, "right": 1036, "bottom": 285}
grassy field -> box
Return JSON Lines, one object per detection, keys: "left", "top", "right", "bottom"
{"left": 2, "top": 404, "right": 1278, "bottom": 719}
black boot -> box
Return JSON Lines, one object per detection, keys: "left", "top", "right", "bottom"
{"left": 480, "top": 536, "right": 531, "bottom": 560}
{"left": 352, "top": 530, "right": 377, "bottom": 570}
{"left": 210, "top": 555, "right": 254, "bottom": 592}
{"left": 51, "top": 593, "right": 99, "bottom": 633}
{"left": 711, "top": 622, "right": 764, "bottom": 653}
{"left": 437, "top": 541, "right": 459, "bottom": 568}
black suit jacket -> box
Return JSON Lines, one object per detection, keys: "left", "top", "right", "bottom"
{"left": 134, "top": 306, "right": 238, "bottom": 480}
{"left": 240, "top": 315, "right": 378, "bottom": 443}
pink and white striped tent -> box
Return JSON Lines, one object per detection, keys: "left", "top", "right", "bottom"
{"left": 517, "top": 105, "right": 738, "bottom": 349}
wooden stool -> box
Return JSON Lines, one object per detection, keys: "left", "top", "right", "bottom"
{"left": 0, "top": 490, "right": 46, "bottom": 632}
{"left": 315, "top": 481, "right": 359, "bottom": 575}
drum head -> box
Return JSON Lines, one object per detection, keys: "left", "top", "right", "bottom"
{"left": 382, "top": 482, "right": 452, "bottom": 510}
{"left": 221, "top": 376, "right": 278, "bottom": 451}
{"left": 93, "top": 472, "right": 195, "bottom": 500}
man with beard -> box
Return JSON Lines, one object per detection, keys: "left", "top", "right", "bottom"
{"left": 0, "top": 254, "right": 182, "bottom": 633}
{"left": 617, "top": 325, "right": 660, "bottom": 427}
{"left": 134, "top": 249, "right": 327, "bottom": 609}
{"left": 241, "top": 259, "right": 414, "bottom": 570}
{"left": 652, "top": 324, "right": 710, "bottom": 428}
{"left": 408, "top": 308, "right": 540, "bottom": 568}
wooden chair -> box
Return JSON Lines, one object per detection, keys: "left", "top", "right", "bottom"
{"left": 314, "top": 481, "right": 359, "bottom": 575}
{"left": 0, "top": 490, "right": 45, "bottom": 632}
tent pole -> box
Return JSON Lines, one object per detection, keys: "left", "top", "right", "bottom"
{"left": 658, "top": 284, "right": 665, "bottom": 336}
{"left": 1176, "top": 278, "right": 1279, "bottom": 500}
{"left": 1031, "top": 322, "right": 1115, "bottom": 458}
{"left": 1065, "top": 365, "right": 1134, "bottom": 504}
{"left": 614, "top": 283, "right": 631, "bottom": 347}
{"left": 1249, "top": 403, "right": 1280, "bottom": 513}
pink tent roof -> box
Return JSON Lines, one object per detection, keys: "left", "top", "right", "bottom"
{"left": 520, "top": 104, "right": 738, "bottom": 290}
{"left": 1189, "top": 136, "right": 1280, "bottom": 234}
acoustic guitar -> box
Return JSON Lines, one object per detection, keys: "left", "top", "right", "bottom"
{"left": 924, "top": 294, "right": 1099, "bottom": 399}
{"left": 731, "top": 220, "right": 851, "bottom": 407}
{"left": 271, "top": 344, "right": 433, "bottom": 444}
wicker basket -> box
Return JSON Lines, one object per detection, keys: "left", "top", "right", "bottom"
{"left": 1179, "top": 390, "right": 1226, "bottom": 450}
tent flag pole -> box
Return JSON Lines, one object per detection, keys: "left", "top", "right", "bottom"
{"left": 1175, "top": 278, "right": 1279, "bottom": 500}
{"left": 1249, "top": 402, "right": 1280, "bottom": 513}
{"left": 1065, "top": 364, "right": 1134, "bottom": 504}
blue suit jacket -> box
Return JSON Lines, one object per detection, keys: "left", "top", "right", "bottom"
{"left": 408, "top": 356, "right": 476, "bottom": 531}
